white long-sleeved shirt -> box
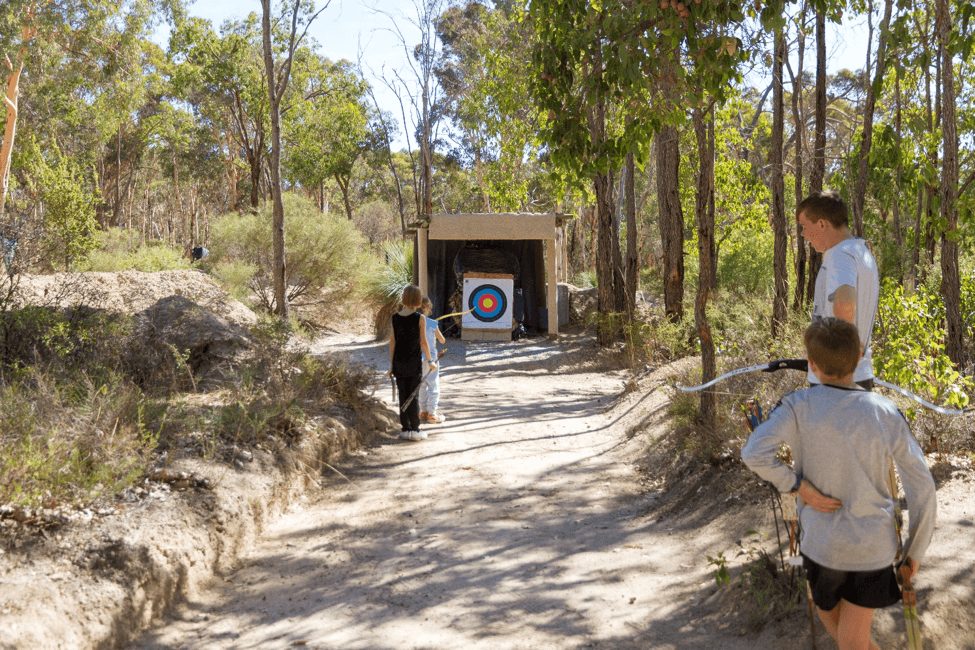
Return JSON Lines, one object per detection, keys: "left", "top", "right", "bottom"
{"left": 741, "top": 384, "right": 936, "bottom": 571}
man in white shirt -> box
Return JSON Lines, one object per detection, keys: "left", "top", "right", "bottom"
{"left": 797, "top": 191, "right": 880, "bottom": 388}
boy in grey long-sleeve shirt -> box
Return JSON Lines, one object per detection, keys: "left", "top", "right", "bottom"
{"left": 742, "top": 318, "right": 936, "bottom": 650}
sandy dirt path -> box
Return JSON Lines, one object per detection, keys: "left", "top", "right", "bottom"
{"left": 135, "top": 334, "right": 775, "bottom": 649}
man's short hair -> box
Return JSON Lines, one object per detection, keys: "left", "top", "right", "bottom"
{"left": 797, "top": 191, "right": 848, "bottom": 228}
{"left": 401, "top": 284, "right": 423, "bottom": 309}
{"left": 804, "top": 318, "right": 860, "bottom": 377}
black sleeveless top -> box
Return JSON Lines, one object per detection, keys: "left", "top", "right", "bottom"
{"left": 391, "top": 311, "right": 422, "bottom": 377}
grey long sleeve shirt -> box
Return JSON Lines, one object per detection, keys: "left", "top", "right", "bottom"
{"left": 741, "top": 384, "right": 937, "bottom": 571}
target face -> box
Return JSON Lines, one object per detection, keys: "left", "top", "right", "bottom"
{"left": 463, "top": 275, "right": 513, "bottom": 330}
{"left": 468, "top": 284, "right": 507, "bottom": 322}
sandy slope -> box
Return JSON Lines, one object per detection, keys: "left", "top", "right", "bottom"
{"left": 134, "top": 333, "right": 975, "bottom": 650}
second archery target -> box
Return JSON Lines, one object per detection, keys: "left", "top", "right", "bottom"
{"left": 462, "top": 273, "right": 513, "bottom": 338}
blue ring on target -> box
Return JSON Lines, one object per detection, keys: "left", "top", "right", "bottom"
{"left": 467, "top": 284, "right": 508, "bottom": 322}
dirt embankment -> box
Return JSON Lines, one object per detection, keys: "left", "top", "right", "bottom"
{"left": 0, "top": 271, "right": 395, "bottom": 649}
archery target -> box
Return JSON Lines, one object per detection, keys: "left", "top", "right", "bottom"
{"left": 462, "top": 275, "right": 513, "bottom": 330}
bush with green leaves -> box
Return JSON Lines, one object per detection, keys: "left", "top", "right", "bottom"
{"left": 207, "top": 194, "right": 369, "bottom": 310}
{"left": 10, "top": 136, "right": 99, "bottom": 272}
{"left": 874, "top": 278, "right": 973, "bottom": 413}
{"left": 75, "top": 227, "right": 191, "bottom": 272}
{"left": 0, "top": 370, "right": 156, "bottom": 508}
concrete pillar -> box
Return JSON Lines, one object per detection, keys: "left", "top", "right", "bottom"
{"left": 417, "top": 227, "right": 429, "bottom": 296}
{"left": 546, "top": 237, "right": 558, "bottom": 337}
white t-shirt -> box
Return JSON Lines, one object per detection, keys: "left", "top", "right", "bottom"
{"left": 810, "top": 237, "right": 879, "bottom": 383}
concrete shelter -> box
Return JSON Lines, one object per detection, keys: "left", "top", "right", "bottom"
{"left": 415, "top": 213, "right": 569, "bottom": 337}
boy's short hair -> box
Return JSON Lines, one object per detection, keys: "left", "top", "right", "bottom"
{"left": 804, "top": 318, "right": 860, "bottom": 377}
{"left": 797, "top": 191, "right": 848, "bottom": 228}
{"left": 401, "top": 284, "right": 422, "bottom": 309}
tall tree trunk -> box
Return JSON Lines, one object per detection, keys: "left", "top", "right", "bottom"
{"left": 791, "top": 3, "right": 808, "bottom": 309}
{"left": 624, "top": 152, "right": 638, "bottom": 320}
{"left": 336, "top": 175, "right": 354, "bottom": 219}
{"left": 693, "top": 105, "right": 717, "bottom": 434}
{"left": 0, "top": 55, "right": 26, "bottom": 217}
{"left": 935, "top": 0, "right": 963, "bottom": 365}
{"left": 770, "top": 24, "right": 789, "bottom": 335}
{"left": 248, "top": 149, "right": 262, "bottom": 210}
{"left": 656, "top": 125, "right": 684, "bottom": 323}
{"left": 926, "top": 22, "right": 941, "bottom": 269}
{"left": 113, "top": 125, "right": 123, "bottom": 227}
{"left": 594, "top": 170, "right": 616, "bottom": 344}
{"left": 610, "top": 167, "right": 625, "bottom": 314}
{"left": 851, "top": 0, "right": 894, "bottom": 237}
{"left": 589, "top": 43, "right": 621, "bottom": 343}
{"left": 806, "top": 7, "right": 827, "bottom": 301}
{"left": 893, "top": 60, "right": 905, "bottom": 284}
{"left": 262, "top": 0, "right": 289, "bottom": 320}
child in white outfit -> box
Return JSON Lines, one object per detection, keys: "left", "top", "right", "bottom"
{"left": 419, "top": 296, "right": 446, "bottom": 424}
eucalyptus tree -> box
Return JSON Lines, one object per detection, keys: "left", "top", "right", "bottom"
{"left": 435, "top": 1, "right": 544, "bottom": 212}
{"left": 692, "top": 102, "right": 718, "bottom": 430}
{"left": 284, "top": 57, "right": 377, "bottom": 219}
{"left": 170, "top": 14, "right": 270, "bottom": 210}
{"left": 850, "top": 0, "right": 894, "bottom": 237}
{"left": 770, "top": 17, "right": 788, "bottom": 335}
{"left": 935, "top": 0, "right": 963, "bottom": 364}
{"left": 261, "top": 0, "right": 329, "bottom": 320}
{"left": 528, "top": 0, "right": 761, "bottom": 337}
{"left": 0, "top": 2, "right": 37, "bottom": 216}
{"left": 788, "top": 3, "right": 810, "bottom": 307}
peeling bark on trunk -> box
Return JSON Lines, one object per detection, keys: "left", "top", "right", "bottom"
{"left": 771, "top": 25, "right": 789, "bottom": 335}
{"left": 851, "top": 0, "right": 893, "bottom": 237}
{"left": 624, "top": 153, "right": 638, "bottom": 320}
{"left": 935, "top": 0, "right": 964, "bottom": 365}
{"left": 693, "top": 106, "right": 717, "bottom": 434}
{"left": 791, "top": 5, "right": 808, "bottom": 309}
{"left": 806, "top": 7, "right": 827, "bottom": 301}
{"left": 0, "top": 58, "right": 25, "bottom": 216}
{"left": 656, "top": 125, "right": 684, "bottom": 323}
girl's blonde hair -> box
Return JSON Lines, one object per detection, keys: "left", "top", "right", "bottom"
{"left": 401, "top": 284, "right": 422, "bottom": 309}
{"left": 420, "top": 296, "right": 433, "bottom": 311}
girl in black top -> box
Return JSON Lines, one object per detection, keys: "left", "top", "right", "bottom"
{"left": 389, "top": 285, "right": 435, "bottom": 440}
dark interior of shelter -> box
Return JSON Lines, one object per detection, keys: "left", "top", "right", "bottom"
{"left": 425, "top": 239, "right": 548, "bottom": 337}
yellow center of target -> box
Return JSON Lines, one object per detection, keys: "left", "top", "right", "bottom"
{"left": 482, "top": 297, "right": 494, "bottom": 309}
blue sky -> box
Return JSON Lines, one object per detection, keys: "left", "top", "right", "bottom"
{"left": 155, "top": 0, "right": 872, "bottom": 150}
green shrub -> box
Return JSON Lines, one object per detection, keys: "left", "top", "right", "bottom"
{"left": 76, "top": 228, "right": 190, "bottom": 272}
{"left": 0, "top": 306, "right": 132, "bottom": 380}
{"left": 211, "top": 260, "right": 260, "bottom": 302}
{"left": 19, "top": 137, "right": 99, "bottom": 270}
{"left": 717, "top": 229, "right": 776, "bottom": 295}
{"left": 874, "top": 278, "right": 973, "bottom": 413}
{"left": 0, "top": 371, "right": 156, "bottom": 508}
{"left": 207, "top": 194, "right": 369, "bottom": 310}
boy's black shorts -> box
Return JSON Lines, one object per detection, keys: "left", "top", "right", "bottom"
{"left": 802, "top": 555, "right": 902, "bottom": 611}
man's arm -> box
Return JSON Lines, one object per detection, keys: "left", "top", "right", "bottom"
{"left": 832, "top": 284, "right": 857, "bottom": 324}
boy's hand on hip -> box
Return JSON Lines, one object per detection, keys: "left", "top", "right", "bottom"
{"left": 798, "top": 479, "right": 842, "bottom": 513}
